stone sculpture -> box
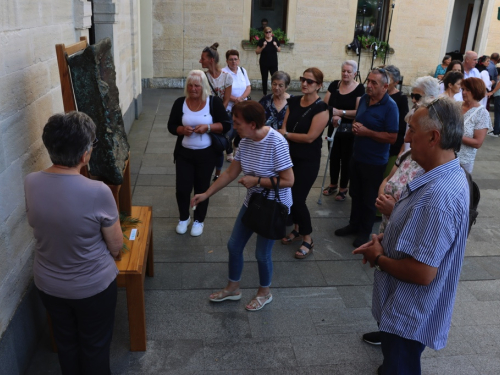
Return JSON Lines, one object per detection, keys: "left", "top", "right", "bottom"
{"left": 67, "top": 37, "right": 130, "bottom": 185}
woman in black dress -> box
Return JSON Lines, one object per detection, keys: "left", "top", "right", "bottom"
{"left": 322, "top": 60, "right": 365, "bottom": 201}
{"left": 255, "top": 27, "right": 281, "bottom": 96}
{"left": 278, "top": 68, "right": 329, "bottom": 259}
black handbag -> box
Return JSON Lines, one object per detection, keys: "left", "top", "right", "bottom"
{"left": 241, "top": 177, "right": 288, "bottom": 240}
{"left": 207, "top": 95, "right": 230, "bottom": 153}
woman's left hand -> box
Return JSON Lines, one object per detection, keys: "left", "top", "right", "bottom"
{"left": 238, "top": 175, "right": 259, "bottom": 189}
{"left": 375, "top": 194, "right": 396, "bottom": 216}
{"left": 193, "top": 124, "right": 209, "bottom": 134}
{"left": 277, "top": 128, "right": 286, "bottom": 135}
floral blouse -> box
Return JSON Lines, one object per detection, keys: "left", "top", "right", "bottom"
{"left": 457, "top": 105, "right": 491, "bottom": 167}
{"left": 258, "top": 94, "right": 292, "bottom": 130}
{"left": 379, "top": 150, "right": 424, "bottom": 233}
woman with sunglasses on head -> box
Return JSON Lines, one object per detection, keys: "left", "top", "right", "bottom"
{"left": 200, "top": 43, "right": 233, "bottom": 180}
{"left": 255, "top": 27, "right": 281, "bottom": 96}
{"left": 322, "top": 60, "right": 365, "bottom": 201}
{"left": 457, "top": 77, "right": 492, "bottom": 173}
{"left": 278, "top": 68, "right": 329, "bottom": 259}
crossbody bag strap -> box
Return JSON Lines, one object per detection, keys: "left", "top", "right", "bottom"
{"left": 205, "top": 72, "right": 219, "bottom": 98}
{"left": 465, "top": 106, "right": 481, "bottom": 126}
{"left": 291, "top": 98, "right": 321, "bottom": 133}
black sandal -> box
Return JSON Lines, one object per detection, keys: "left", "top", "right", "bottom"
{"left": 295, "top": 240, "right": 314, "bottom": 259}
{"left": 335, "top": 189, "right": 348, "bottom": 201}
{"left": 322, "top": 185, "right": 338, "bottom": 196}
{"left": 281, "top": 229, "right": 302, "bottom": 245}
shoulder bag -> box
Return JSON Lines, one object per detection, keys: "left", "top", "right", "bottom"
{"left": 241, "top": 176, "right": 288, "bottom": 240}
{"left": 239, "top": 67, "right": 252, "bottom": 100}
{"left": 207, "top": 96, "right": 230, "bottom": 153}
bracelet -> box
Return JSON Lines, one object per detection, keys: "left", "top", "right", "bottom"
{"left": 207, "top": 124, "right": 211, "bottom": 133}
{"left": 257, "top": 177, "right": 261, "bottom": 187}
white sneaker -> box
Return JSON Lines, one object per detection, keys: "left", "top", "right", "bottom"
{"left": 487, "top": 132, "right": 499, "bottom": 137}
{"left": 176, "top": 217, "right": 190, "bottom": 234}
{"left": 190, "top": 220, "right": 204, "bottom": 236}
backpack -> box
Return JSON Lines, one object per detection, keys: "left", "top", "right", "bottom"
{"left": 462, "top": 167, "right": 480, "bottom": 237}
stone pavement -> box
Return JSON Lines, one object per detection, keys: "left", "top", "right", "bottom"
{"left": 26, "top": 89, "right": 500, "bottom": 374}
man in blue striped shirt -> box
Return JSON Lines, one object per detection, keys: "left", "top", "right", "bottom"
{"left": 353, "top": 97, "right": 469, "bottom": 375}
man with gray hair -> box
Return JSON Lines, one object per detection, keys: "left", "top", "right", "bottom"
{"left": 353, "top": 97, "right": 469, "bottom": 375}
{"left": 463, "top": 50, "right": 481, "bottom": 79}
{"left": 335, "top": 68, "right": 398, "bottom": 247}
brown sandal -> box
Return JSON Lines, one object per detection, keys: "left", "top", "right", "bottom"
{"left": 295, "top": 240, "right": 314, "bottom": 259}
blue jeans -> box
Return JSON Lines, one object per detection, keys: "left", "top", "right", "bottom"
{"left": 494, "top": 96, "right": 500, "bottom": 135}
{"left": 380, "top": 331, "right": 426, "bottom": 375}
{"left": 228, "top": 205, "right": 275, "bottom": 287}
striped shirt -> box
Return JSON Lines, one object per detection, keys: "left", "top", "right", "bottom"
{"left": 373, "top": 158, "right": 469, "bottom": 350}
{"left": 235, "top": 128, "right": 293, "bottom": 212}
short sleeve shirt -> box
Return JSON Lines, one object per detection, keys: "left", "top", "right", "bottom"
{"left": 353, "top": 93, "right": 399, "bottom": 165}
{"left": 222, "top": 66, "right": 251, "bottom": 111}
{"left": 257, "top": 37, "right": 280, "bottom": 67}
{"left": 235, "top": 128, "right": 293, "bottom": 212}
{"left": 25, "top": 172, "right": 119, "bottom": 299}
{"left": 457, "top": 106, "right": 492, "bottom": 166}
{"left": 258, "top": 94, "right": 291, "bottom": 130}
{"left": 327, "top": 80, "right": 365, "bottom": 124}
{"left": 206, "top": 71, "right": 233, "bottom": 101}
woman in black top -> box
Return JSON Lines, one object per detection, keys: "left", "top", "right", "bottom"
{"left": 278, "top": 68, "right": 328, "bottom": 259}
{"left": 255, "top": 27, "right": 280, "bottom": 96}
{"left": 322, "top": 60, "right": 365, "bottom": 201}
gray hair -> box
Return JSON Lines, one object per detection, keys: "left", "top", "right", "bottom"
{"left": 184, "top": 70, "right": 211, "bottom": 101}
{"left": 271, "top": 71, "right": 291, "bottom": 87}
{"left": 412, "top": 76, "right": 440, "bottom": 101}
{"left": 384, "top": 65, "right": 401, "bottom": 84}
{"left": 418, "top": 97, "right": 463, "bottom": 151}
{"left": 342, "top": 60, "right": 358, "bottom": 73}
{"left": 371, "top": 68, "right": 389, "bottom": 84}
{"left": 42, "top": 111, "right": 96, "bottom": 167}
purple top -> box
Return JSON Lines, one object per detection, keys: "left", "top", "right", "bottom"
{"left": 25, "top": 172, "right": 119, "bottom": 299}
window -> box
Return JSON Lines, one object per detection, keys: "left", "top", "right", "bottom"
{"left": 251, "top": 0, "right": 288, "bottom": 32}
{"left": 354, "top": 0, "right": 393, "bottom": 42}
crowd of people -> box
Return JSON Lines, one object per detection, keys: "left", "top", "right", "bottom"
{"left": 26, "top": 44, "right": 497, "bottom": 374}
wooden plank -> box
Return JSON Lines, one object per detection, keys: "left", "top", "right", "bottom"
{"left": 64, "top": 40, "right": 88, "bottom": 56}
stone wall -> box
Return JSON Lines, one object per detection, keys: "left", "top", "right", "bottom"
{"left": 146, "top": 0, "right": 456, "bottom": 87}
{"left": 0, "top": 0, "right": 142, "bottom": 362}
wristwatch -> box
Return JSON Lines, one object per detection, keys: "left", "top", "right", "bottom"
{"left": 207, "top": 124, "right": 211, "bottom": 133}
{"left": 284, "top": 132, "right": 289, "bottom": 139}
{"left": 374, "top": 254, "right": 384, "bottom": 271}
{"left": 257, "top": 177, "right": 261, "bottom": 187}
{"left": 342, "top": 110, "right": 346, "bottom": 117}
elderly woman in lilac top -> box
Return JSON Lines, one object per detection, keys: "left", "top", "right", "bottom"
{"left": 24, "top": 112, "right": 123, "bottom": 375}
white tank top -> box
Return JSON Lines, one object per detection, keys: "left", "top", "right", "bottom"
{"left": 181, "top": 97, "right": 213, "bottom": 149}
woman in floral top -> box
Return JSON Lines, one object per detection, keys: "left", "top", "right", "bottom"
{"left": 376, "top": 149, "right": 424, "bottom": 233}
{"left": 258, "top": 71, "right": 291, "bottom": 130}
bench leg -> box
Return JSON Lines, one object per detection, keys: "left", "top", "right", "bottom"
{"left": 146, "top": 228, "right": 154, "bottom": 277}
{"left": 125, "top": 274, "right": 146, "bottom": 351}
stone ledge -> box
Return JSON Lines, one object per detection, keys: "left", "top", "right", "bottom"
{"left": 241, "top": 40, "right": 294, "bottom": 53}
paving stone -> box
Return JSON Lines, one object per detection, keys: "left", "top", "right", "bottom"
{"left": 467, "top": 353, "right": 500, "bottom": 375}
{"left": 317, "top": 260, "right": 372, "bottom": 286}
{"left": 421, "top": 355, "right": 480, "bottom": 375}
{"left": 462, "top": 279, "right": 500, "bottom": 301}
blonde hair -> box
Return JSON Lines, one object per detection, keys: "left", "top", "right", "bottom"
{"left": 184, "top": 70, "right": 211, "bottom": 101}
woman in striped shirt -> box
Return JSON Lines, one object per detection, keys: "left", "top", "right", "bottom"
{"left": 191, "top": 101, "right": 294, "bottom": 311}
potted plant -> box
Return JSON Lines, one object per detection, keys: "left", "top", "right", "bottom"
{"left": 249, "top": 27, "right": 289, "bottom": 46}
{"left": 356, "top": 35, "right": 391, "bottom": 60}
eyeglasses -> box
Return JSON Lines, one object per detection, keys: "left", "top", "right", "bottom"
{"left": 425, "top": 98, "right": 444, "bottom": 128}
{"left": 373, "top": 68, "right": 389, "bottom": 83}
{"left": 300, "top": 76, "right": 319, "bottom": 85}
{"left": 410, "top": 93, "right": 422, "bottom": 101}
{"left": 227, "top": 58, "right": 239, "bottom": 62}
{"left": 203, "top": 46, "right": 215, "bottom": 59}
{"left": 265, "top": 31, "right": 272, "bottom": 34}
{"left": 92, "top": 138, "right": 98, "bottom": 148}
{"left": 272, "top": 82, "right": 285, "bottom": 88}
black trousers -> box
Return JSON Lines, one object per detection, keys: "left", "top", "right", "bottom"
{"left": 260, "top": 64, "right": 278, "bottom": 95}
{"left": 175, "top": 146, "right": 216, "bottom": 222}
{"left": 329, "top": 132, "right": 355, "bottom": 188}
{"left": 290, "top": 158, "right": 320, "bottom": 235}
{"left": 349, "top": 159, "right": 386, "bottom": 236}
{"left": 37, "top": 279, "right": 117, "bottom": 375}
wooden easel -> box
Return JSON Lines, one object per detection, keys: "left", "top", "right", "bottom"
{"left": 53, "top": 37, "right": 154, "bottom": 352}
{"left": 55, "top": 36, "right": 131, "bottom": 215}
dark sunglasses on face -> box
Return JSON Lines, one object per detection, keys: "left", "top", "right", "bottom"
{"left": 265, "top": 31, "right": 272, "bottom": 34}
{"left": 300, "top": 76, "right": 319, "bottom": 85}
{"left": 411, "top": 93, "right": 422, "bottom": 101}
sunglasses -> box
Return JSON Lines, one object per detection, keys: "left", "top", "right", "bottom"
{"left": 91, "top": 138, "right": 98, "bottom": 148}
{"left": 425, "top": 98, "right": 444, "bottom": 128}
{"left": 203, "top": 46, "right": 215, "bottom": 59}
{"left": 265, "top": 31, "right": 272, "bottom": 34}
{"left": 300, "top": 76, "right": 319, "bottom": 85}
{"left": 372, "top": 67, "right": 390, "bottom": 83}
{"left": 411, "top": 93, "right": 422, "bottom": 101}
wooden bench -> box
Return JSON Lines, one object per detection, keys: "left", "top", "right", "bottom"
{"left": 116, "top": 205, "right": 154, "bottom": 351}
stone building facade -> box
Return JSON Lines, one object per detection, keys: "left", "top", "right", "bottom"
{"left": 143, "top": 0, "right": 500, "bottom": 90}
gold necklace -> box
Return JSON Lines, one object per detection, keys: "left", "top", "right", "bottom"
{"left": 187, "top": 98, "right": 203, "bottom": 112}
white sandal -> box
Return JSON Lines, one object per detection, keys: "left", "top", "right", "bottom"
{"left": 209, "top": 289, "right": 241, "bottom": 302}
{"left": 245, "top": 294, "right": 273, "bottom": 311}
